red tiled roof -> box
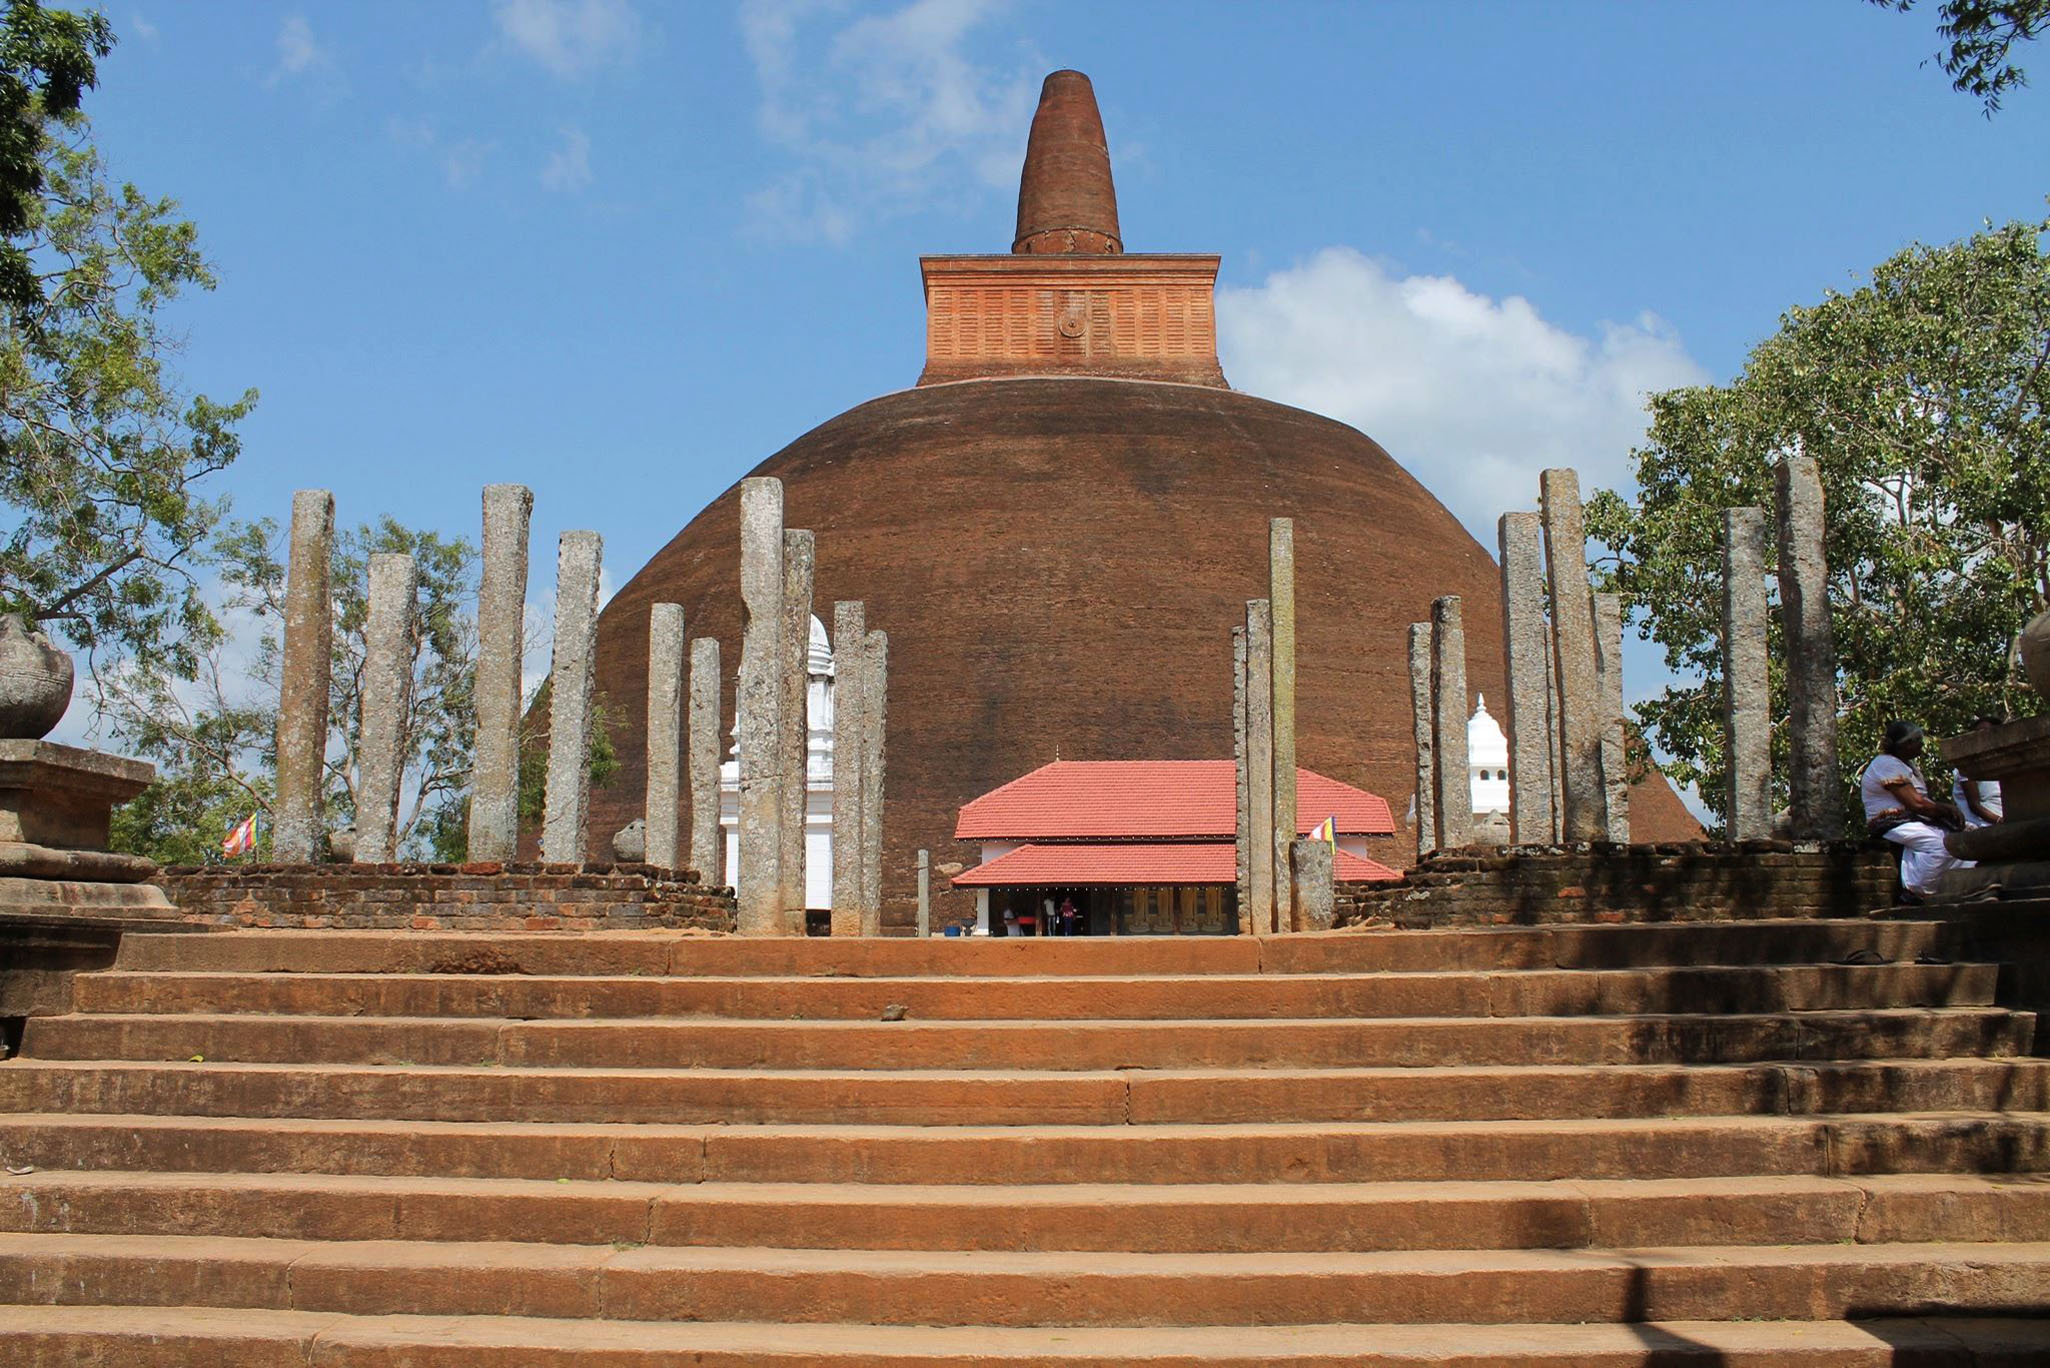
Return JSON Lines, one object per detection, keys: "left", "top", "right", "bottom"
{"left": 948, "top": 841, "right": 1401, "bottom": 887}
{"left": 953, "top": 761, "right": 1395, "bottom": 840}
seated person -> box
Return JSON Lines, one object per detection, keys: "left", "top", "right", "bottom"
{"left": 1952, "top": 715, "right": 2005, "bottom": 829}
{"left": 1861, "top": 720, "right": 1974, "bottom": 900}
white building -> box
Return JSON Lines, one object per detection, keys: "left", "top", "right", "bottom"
{"left": 1469, "top": 695, "right": 1511, "bottom": 821}
{"left": 718, "top": 616, "right": 837, "bottom": 909}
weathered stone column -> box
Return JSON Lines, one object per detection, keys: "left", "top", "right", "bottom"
{"left": 1431, "top": 595, "right": 1473, "bottom": 850}
{"left": 861, "top": 627, "right": 888, "bottom": 936}
{"left": 1594, "top": 592, "right": 1630, "bottom": 844}
{"left": 1775, "top": 455, "right": 1846, "bottom": 839}
{"left": 916, "top": 848, "right": 930, "bottom": 937}
{"left": 687, "top": 637, "right": 722, "bottom": 882}
{"left": 779, "top": 530, "right": 815, "bottom": 932}
{"left": 1540, "top": 468, "right": 1609, "bottom": 840}
{"left": 1721, "top": 507, "right": 1773, "bottom": 841}
{"left": 736, "top": 478, "right": 786, "bottom": 934}
{"left": 1498, "top": 511, "right": 1556, "bottom": 845}
{"left": 1292, "top": 836, "right": 1334, "bottom": 931}
{"left": 1244, "top": 600, "right": 1275, "bottom": 935}
{"left": 540, "top": 531, "right": 602, "bottom": 865}
{"left": 1269, "top": 518, "right": 1298, "bottom": 930}
{"left": 1546, "top": 645, "right": 1564, "bottom": 842}
{"left": 829, "top": 601, "right": 867, "bottom": 938}
{"left": 644, "top": 603, "right": 686, "bottom": 870}
{"left": 1408, "top": 621, "right": 1437, "bottom": 859}
{"left": 1232, "top": 624, "right": 1251, "bottom": 929}
{"left": 355, "top": 552, "right": 417, "bottom": 864}
{"left": 468, "top": 483, "right": 532, "bottom": 863}
{"left": 273, "top": 489, "right": 335, "bottom": 865}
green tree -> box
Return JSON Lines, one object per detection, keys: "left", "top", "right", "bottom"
{"left": 1587, "top": 216, "right": 2048, "bottom": 833}
{"left": 0, "top": 0, "right": 111, "bottom": 320}
{"left": 0, "top": 114, "right": 255, "bottom": 686}
{"left": 1872, "top": 0, "right": 2049, "bottom": 111}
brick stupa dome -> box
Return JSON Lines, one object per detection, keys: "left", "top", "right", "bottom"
{"left": 582, "top": 72, "right": 1699, "bottom": 922}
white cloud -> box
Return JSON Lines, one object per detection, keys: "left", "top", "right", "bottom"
{"left": 129, "top": 11, "right": 159, "bottom": 42}
{"left": 540, "top": 126, "right": 593, "bottom": 193}
{"left": 443, "top": 139, "right": 492, "bottom": 190}
{"left": 1216, "top": 247, "right": 1710, "bottom": 542}
{"left": 740, "top": 0, "right": 1040, "bottom": 240}
{"left": 494, "top": 0, "right": 642, "bottom": 79}
{"left": 270, "top": 15, "right": 324, "bottom": 82}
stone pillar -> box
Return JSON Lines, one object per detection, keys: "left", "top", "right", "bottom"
{"left": 1408, "top": 621, "right": 1436, "bottom": 859}
{"left": 1721, "top": 507, "right": 1773, "bottom": 841}
{"left": 861, "top": 627, "right": 888, "bottom": 936}
{"left": 736, "top": 478, "right": 786, "bottom": 934}
{"left": 645, "top": 603, "right": 686, "bottom": 870}
{"left": 1292, "top": 837, "right": 1334, "bottom": 931}
{"left": 1775, "top": 455, "right": 1846, "bottom": 839}
{"left": 540, "top": 531, "right": 602, "bottom": 865}
{"left": 687, "top": 637, "right": 722, "bottom": 882}
{"left": 779, "top": 530, "right": 815, "bottom": 933}
{"left": 1540, "top": 468, "right": 1609, "bottom": 841}
{"left": 355, "top": 552, "right": 417, "bottom": 864}
{"left": 1269, "top": 518, "right": 1298, "bottom": 931}
{"left": 916, "top": 848, "right": 930, "bottom": 937}
{"left": 1431, "top": 595, "right": 1472, "bottom": 850}
{"left": 830, "top": 601, "right": 867, "bottom": 938}
{"left": 273, "top": 489, "right": 335, "bottom": 865}
{"left": 1498, "top": 511, "right": 1555, "bottom": 845}
{"left": 1232, "top": 624, "right": 1251, "bottom": 929}
{"left": 468, "top": 483, "right": 532, "bottom": 863}
{"left": 1594, "top": 591, "right": 1630, "bottom": 844}
{"left": 1546, "top": 645, "right": 1564, "bottom": 842}
{"left": 1244, "top": 600, "right": 1275, "bottom": 935}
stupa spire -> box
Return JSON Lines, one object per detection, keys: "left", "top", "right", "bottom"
{"left": 1012, "top": 70, "right": 1122, "bottom": 255}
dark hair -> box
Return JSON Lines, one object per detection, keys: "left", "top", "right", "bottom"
{"left": 1972, "top": 714, "right": 2005, "bottom": 729}
{"left": 1882, "top": 720, "right": 1924, "bottom": 755}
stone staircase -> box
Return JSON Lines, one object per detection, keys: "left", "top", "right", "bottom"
{"left": 5, "top": 919, "right": 2050, "bottom": 1363}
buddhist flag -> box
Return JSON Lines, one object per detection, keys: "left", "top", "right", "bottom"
{"left": 1312, "top": 815, "right": 1337, "bottom": 846}
{"left": 222, "top": 813, "right": 258, "bottom": 859}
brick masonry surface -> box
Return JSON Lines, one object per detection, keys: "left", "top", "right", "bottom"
{"left": 153, "top": 862, "right": 737, "bottom": 933}
{"left": 1336, "top": 843, "right": 1897, "bottom": 929}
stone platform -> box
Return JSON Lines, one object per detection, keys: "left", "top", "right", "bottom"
{"left": 0, "top": 740, "right": 171, "bottom": 923}
{"left": 1336, "top": 841, "right": 1895, "bottom": 929}
{"left": 5, "top": 913, "right": 2050, "bottom": 1361}
{"left": 154, "top": 861, "right": 736, "bottom": 933}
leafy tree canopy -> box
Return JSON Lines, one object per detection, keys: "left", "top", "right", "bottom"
{"left": 1588, "top": 215, "right": 2049, "bottom": 833}
{"left": 1873, "top": 0, "right": 2048, "bottom": 111}
{"left": 0, "top": 0, "right": 110, "bottom": 319}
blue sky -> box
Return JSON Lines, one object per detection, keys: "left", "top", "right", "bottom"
{"left": 63, "top": 0, "right": 2050, "bottom": 738}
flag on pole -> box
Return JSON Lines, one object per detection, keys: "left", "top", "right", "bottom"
{"left": 222, "top": 813, "right": 258, "bottom": 859}
{"left": 1311, "top": 815, "right": 1337, "bottom": 846}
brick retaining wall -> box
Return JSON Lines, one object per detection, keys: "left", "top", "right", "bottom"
{"left": 153, "top": 862, "right": 737, "bottom": 933}
{"left": 1337, "top": 842, "right": 1896, "bottom": 929}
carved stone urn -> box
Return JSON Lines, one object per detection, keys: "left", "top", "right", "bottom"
{"left": 2023, "top": 609, "right": 2050, "bottom": 702}
{"left": 0, "top": 614, "right": 74, "bottom": 740}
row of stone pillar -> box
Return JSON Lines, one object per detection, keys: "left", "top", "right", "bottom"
{"left": 1231, "top": 517, "right": 1332, "bottom": 932}
{"left": 735, "top": 477, "right": 886, "bottom": 937}
{"left": 1720, "top": 456, "right": 1844, "bottom": 840}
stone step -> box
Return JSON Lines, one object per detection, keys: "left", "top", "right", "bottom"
{"left": 7, "top": 1170, "right": 2048, "bottom": 1253}
{"left": 10, "top": 1305, "right": 2050, "bottom": 1366}
{"left": 6, "top": 1231, "right": 2050, "bottom": 1326}
{"left": 67, "top": 962, "right": 2003, "bottom": 1020}
{"left": 3, "top": 1057, "right": 2043, "bottom": 1127}
{"left": 25, "top": 1006, "right": 2031, "bottom": 1070}
{"left": 108, "top": 920, "right": 1958, "bottom": 977}
{"left": 5, "top": 1112, "right": 2049, "bottom": 1185}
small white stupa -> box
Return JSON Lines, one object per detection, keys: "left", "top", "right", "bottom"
{"left": 1469, "top": 695, "right": 1511, "bottom": 839}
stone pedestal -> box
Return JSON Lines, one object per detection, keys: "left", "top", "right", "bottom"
{"left": 1941, "top": 715, "right": 2050, "bottom": 895}
{"left": 0, "top": 740, "right": 173, "bottom": 922}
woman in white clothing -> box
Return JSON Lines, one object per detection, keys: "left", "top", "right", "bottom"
{"left": 1861, "top": 720, "right": 1974, "bottom": 900}
{"left": 1951, "top": 715, "right": 2006, "bottom": 829}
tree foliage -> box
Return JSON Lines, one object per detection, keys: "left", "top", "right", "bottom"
{"left": 0, "top": 115, "right": 254, "bottom": 684}
{"left": 1587, "top": 216, "right": 2049, "bottom": 832}
{"left": 1873, "top": 0, "right": 2049, "bottom": 111}
{"left": 0, "top": 0, "right": 110, "bottom": 319}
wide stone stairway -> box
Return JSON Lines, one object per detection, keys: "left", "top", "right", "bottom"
{"left": 6, "top": 918, "right": 2050, "bottom": 1363}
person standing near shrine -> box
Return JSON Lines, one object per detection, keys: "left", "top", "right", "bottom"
{"left": 1953, "top": 715, "right": 2006, "bottom": 829}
